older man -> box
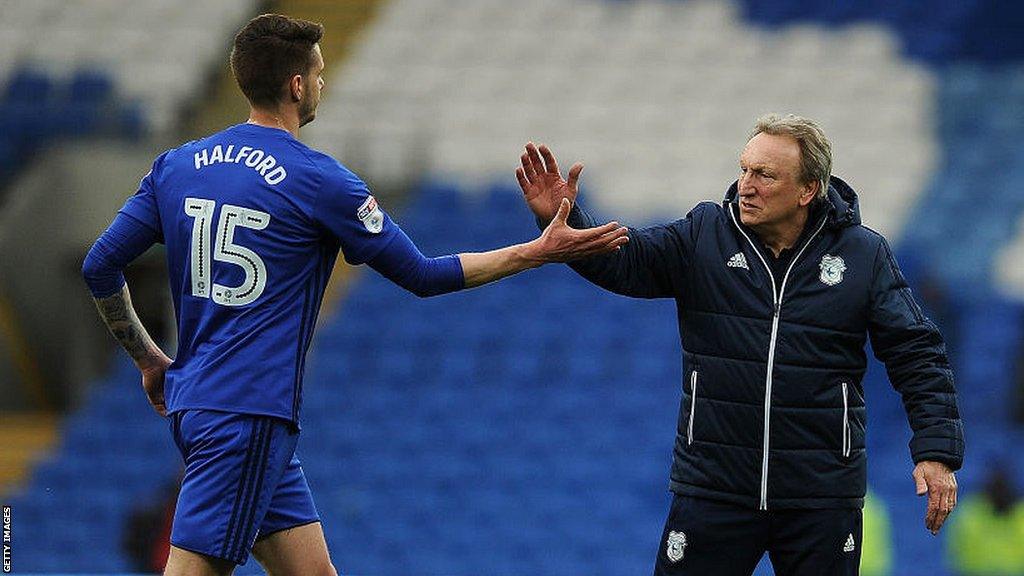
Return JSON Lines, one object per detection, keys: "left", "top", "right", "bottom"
{"left": 516, "top": 114, "right": 964, "bottom": 575}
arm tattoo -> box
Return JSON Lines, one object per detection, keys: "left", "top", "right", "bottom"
{"left": 98, "top": 297, "right": 130, "bottom": 323}
{"left": 93, "top": 286, "right": 164, "bottom": 367}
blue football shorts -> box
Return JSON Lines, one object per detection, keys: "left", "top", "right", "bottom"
{"left": 168, "top": 409, "right": 321, "bottom": 565}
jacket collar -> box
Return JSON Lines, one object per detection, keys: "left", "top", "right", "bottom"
{"left": 722, "top": 175, "right": 861, "bottom": 230}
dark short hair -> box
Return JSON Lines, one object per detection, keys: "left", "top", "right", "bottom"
{"left": 230, "top": 14, "right": 324, "bottom": 107}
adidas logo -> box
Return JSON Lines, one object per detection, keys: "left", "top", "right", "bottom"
{"left": 843, "top": 533, "right": 855, "bottom": 553}
{"left": 727, "top": 252, "right": 749, "bottom": 270}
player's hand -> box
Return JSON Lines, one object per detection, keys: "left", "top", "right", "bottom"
{"left": 913, "top": 460, "right": 957, "bottom": 535}
{"left": 139, "top": 354, "right": 172, "bottom": 417}
{"left": 516, "top": 142, "right": 583, "bottom": 223}
{"left": 528, "top": 198, "right": 628, "bottom": 263}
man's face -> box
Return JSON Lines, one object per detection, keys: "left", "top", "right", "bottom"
{"left": 737, "top": 132, "right": 816, "bottom": 231}
{"left": 298, "top": 44, "right": 325, "bottom": 127}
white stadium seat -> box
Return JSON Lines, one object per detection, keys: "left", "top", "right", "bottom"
{"left": 308, "top": 0, "right": 935, "bottom": 236}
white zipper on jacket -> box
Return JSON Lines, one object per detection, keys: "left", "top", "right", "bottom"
{"left": 688, "top": 370, "right": 698, "bottom": 445}
{"left": 841, "top": 382, "right": 851, "bottom": 458}
{"left": 728, "top": 204, "right": 828, "bottom": 510}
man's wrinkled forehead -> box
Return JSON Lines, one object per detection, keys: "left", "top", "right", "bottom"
{"left": 741, "top": 133, "right": 801, "bottom": 172}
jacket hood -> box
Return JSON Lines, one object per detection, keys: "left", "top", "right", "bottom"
{"left": 723, "top": 175, "right": 861, "bottom": 229}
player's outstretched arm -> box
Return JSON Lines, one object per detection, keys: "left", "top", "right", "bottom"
{"left": 368, "top": 198, "right": 628, "bottom": 296}
{"left": 459, "top": 197, "right": 629, "bottom": 288}
{"left": 368, "top": 196, "right": 622, "bottom": 295}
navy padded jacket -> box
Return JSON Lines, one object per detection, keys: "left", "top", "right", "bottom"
{"left": 566, "top": 176, "right": 964, "bottom": 510}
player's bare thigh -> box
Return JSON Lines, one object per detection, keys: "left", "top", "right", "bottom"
{"left": 164, "top": 545, "right": 236, "bottom": 576}
{"left": 252, "top": 521, "right": 337, "bottom": 576}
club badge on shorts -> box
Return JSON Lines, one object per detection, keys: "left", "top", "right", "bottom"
{"left": 819, "top": 254, "right": 846, "bottom": 286}
{"left": 666, "top": 530, "right": 687, "bottom": 563}
{"left": 356, "top": 195, "right": 384, "bottom": 234}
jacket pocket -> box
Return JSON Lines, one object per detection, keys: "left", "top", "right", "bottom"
{"left": 841, "top": 382, "right": 851, "bottom": 458}
{"left": 688, "top": 370, "right": 699, "bottom": 445}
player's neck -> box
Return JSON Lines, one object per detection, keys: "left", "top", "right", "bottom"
{"left": 247, "top": 108, "right": 299, "bottom": 138}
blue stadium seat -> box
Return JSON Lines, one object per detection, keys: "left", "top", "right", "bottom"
{"left": 68, "top": 69, "right": 114, "bottom": 104}
{"left": 47, "top": 101, "right": 103, "bottom": 137}
{"left": 2, "top": 68, "right": 52, "bottom": 103}
{"left": 0, "top": 136, "right": 19, "bottom": 176}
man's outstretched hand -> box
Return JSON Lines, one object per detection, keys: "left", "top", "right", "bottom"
{"left": 913, "top": 460, "right": 958, "bottom": 535}
{"left": 524, "top": 197, "right": 628, "bottom": 264}
{"left": 517, "top": 142, "right": 583, "bottom": 223}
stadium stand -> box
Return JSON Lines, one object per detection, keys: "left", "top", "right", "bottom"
{"left": 0, "top": 0, "right": 256, "bottom": 191}
{"left": 0, "top": 67, "right": 143, "bottom": 189}
{"left": 0, "top": 0, "right": 255, "bottom": 133}
{"left": 4, "top": 0, "right": 1024, "bottom": 574}
{"left": 4, "top": 357, "right": 180, "bottom": 572}
{"left": 306, "top": 0, "right": 937, "bottom": 240}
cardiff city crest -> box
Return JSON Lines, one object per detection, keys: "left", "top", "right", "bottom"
{"left": 819, "top": 254, "right": 846, "bottom": 286}
{"left": 666, "top": 531, "right": 687, "bottom": 563}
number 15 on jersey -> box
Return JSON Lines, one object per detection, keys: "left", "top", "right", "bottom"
{"left": 184, "top": 197, "right": 271, "bottom": 307}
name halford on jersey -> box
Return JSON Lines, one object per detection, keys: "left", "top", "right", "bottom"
{"left": 193, "top": 143, "right": 288, "bottom": 185}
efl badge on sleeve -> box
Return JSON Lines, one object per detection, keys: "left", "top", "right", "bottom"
{"left": 356, "top": 195, "right": 384, "bottom": 234}
{"left": 666, "top": 531, "right": 687, "bottom": 563}
{"left": 819, "top": 254, "right": 846, "bottom": 286}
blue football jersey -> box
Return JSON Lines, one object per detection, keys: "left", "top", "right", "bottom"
{"left": 120, "top": 123, "right": 400, "bottom": 423}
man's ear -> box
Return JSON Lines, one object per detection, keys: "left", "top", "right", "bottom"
{"left": 799, "top": 180, "right": 819, "bottom": 207}
{"left": 289, "top": 74, "right": 303, "bottom": 103}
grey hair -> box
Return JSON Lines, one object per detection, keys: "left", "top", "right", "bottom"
{"left": 750, "top": 114, "right": 832, "bottom": 200}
